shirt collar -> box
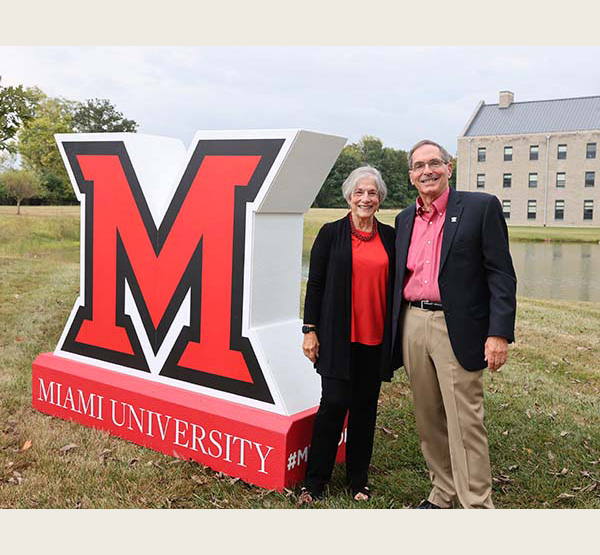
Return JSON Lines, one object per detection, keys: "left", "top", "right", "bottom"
{"left": 416, "top": 186, "right": 450, "bottom": 218}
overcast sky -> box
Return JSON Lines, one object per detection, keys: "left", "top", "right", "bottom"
{"left": 2, "top": 46, "right": 600, "bottom": 155}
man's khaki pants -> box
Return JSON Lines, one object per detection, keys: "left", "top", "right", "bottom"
{"left": 402, "top": 304, "right": 494, "bottom": 509}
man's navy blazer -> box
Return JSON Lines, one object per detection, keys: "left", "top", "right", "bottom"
{"left": 391, "top": 188, "right": 517, "bottom": 371}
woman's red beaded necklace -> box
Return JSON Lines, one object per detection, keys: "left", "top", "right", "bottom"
{"left": 348, "top": 212, "right": 378, "bottom": 242}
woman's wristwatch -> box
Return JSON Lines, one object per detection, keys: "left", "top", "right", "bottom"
{"left": 302, "top": 325, "right": 316, "bottom": 334}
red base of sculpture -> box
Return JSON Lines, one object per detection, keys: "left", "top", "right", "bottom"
{"left": 32, "top": 353, "right": 346, "bottom": 491}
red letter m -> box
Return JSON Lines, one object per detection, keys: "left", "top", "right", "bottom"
{"left": 59, "top": 139, "right": 283, "bottom": 403}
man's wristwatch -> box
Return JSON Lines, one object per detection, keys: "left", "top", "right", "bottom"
{"left": 302, "top": 325, "right": 316, "bottom": 334}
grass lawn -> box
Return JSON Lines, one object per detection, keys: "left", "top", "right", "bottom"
{"left": 1, "top": 206, "right": 598, "bottom": 508}
{"left": 507, "top": 226, "right": 600, "bottom": 243}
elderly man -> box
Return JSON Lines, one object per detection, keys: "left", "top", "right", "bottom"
{"left": 391, "top": 139, "right": 516, "bottom": 509}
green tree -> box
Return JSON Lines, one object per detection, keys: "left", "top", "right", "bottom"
{"left": 449, "top": 156, "right": 457, "bottom": 189}
{"left": 17, "top": 95, "right": 76, "bottom": 203}
{"left": 0, "top": 168, "right": 41, "bottom": 214}
{"left": 0, "top": 78, "right": 41, "bottom": 153}
{"left": 378, "top": 146, "right": 415, "bottom": 208}
{"left": 72, "top": 98, "right": 138, "bottom": 133}
{"left": 313, "top": 135, "right": 414, "bottom": 209}
{"left": 357, "top": 135, "right": 384, "bottom": 167}
{"left": 18, "top": 95, "right": 138, "bottom": 204}
{"left": 0, "top": 150, "right": 18, "bottom": 172}
{"left": 313, "top": 147, "right": 361, "bottom": 207}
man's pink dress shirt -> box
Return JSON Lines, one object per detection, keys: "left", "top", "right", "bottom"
{"left": 403, "top": 187, "right": 450, "bottom": 303}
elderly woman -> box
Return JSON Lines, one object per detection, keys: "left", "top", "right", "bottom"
{"left": 299, "top": 166, "right": 396, "bottom": 503}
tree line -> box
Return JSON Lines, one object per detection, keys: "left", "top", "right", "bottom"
{"left": 0, "top": 78, "right": 137, "bottom": 209}
{"left": 316, "top": 135, "right": 415, "bottom": 209}
{"left": 317, "top": 135, "right": 457, "bottom": 209}
{"left": 1, "top": 78, "right": 455, "bottom": 211}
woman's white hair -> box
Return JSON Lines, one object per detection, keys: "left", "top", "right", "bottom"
{"left": 341, "top": 166, "right": 387, "bottom": 204}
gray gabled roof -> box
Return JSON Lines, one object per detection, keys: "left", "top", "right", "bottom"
{"left": 463, "top": 95, "right": 600, "bottom": 137}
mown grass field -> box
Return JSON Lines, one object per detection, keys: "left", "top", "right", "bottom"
{"left": 507, "top": 225, "right": 600, "bottom": 244}
{"left": 1, "top": 206, "right": 599, "bottom": 508}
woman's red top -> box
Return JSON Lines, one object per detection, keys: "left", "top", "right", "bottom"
{"left": 350, "top": 229, "right": 389, "bottom": 345}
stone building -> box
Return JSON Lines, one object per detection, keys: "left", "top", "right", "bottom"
{"left": 457, "top": 91, "right": 600, "bottom": 226}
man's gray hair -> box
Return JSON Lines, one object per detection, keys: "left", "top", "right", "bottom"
{"left": 341, "top": 166, "right": 387, "bottom": 204}
{"left": 407, "top": 139, "right": 451, "bottom": 169}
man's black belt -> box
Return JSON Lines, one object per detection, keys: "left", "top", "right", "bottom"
{"left": 409, "top": 300, "right": 444, "bottom": 311}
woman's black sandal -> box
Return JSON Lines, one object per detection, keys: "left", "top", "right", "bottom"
{"left": 352, "top": 486, "right": 371, "bottom": 502}
{"left": 298, "top": 487, "right": 320, "bottom": 506}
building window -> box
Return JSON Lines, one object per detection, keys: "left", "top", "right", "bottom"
{"left": 530, "top": 145, "right": 539, "bottom": 160}
{"left": 585, "top": 171, "right": 595, "bottom": 187}
{"left": 527, "top": 200, "right": 537, "bottom": 220}
{"left": 504, "top": 146, "right": 513, "bottom": 161}
{"left": 502, "top": 199, "right": 511, "bottom": 220}
{"left": 583, "top": 200, "right": 594, "bottom": 220}
{"left": 587, "top": 142, "right": 597, "bottom": 159}
{"left": 477, "top": 147, "right": 486, "bottom": 162}
{"left": 528, "top": 173, "right": 538, "bottom": 188}
{"left": 555, "top": 200, "right": 565, "bottom": 221}
{"left": 503, "top": 173, "right": 512, "bottom": 188}
{"left": 556, "top": 172, "right": 566, "bottom": 188}
{"left": 476, "top": 174, "right": 485, "bottom": 189}
{"left": 557, "top": 144, "right": 567, "bottom": 159}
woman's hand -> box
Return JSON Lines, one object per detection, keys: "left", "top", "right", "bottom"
{"left": 302, "top": 331, "right": 320, "bottom": 363}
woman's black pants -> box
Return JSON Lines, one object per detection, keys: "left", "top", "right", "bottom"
{"left": 304, "top": 343, "right": 382, "bottom": 496}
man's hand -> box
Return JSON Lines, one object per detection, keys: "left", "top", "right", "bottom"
{"left": 484, "top": 336, "right": 508, "bottom": 372}
{"left": 302, "top": 332, "right": 319, "bottom": 363}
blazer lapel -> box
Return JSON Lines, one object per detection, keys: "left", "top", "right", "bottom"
{"left": 439, "top": 188, "right": 463, "bottom": 273}
{"left": 391, "top": 205, "right": 415, "bottom": 334}
{"left": 376, "top": 217, "right": 395, "bottom": 259}
{"left": 396, "top": 204, "right": 415, "bottom": 277}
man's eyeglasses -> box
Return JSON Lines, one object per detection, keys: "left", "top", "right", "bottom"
{"left": 410, "top": 159, "right": 447, "bottom": 172}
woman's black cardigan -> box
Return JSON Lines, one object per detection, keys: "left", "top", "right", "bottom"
{"left": 303, "top": 215, "right": 397, "bottom": 382}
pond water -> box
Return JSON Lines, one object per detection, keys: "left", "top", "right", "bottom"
{"left": 510, "top": 241, "right": 600, "bottom": 303}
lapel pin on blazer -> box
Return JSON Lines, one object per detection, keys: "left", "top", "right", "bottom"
{"left": 451, "top": 216, "right": 458, "bottom": 223}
